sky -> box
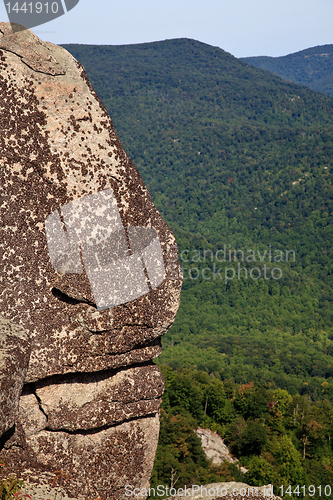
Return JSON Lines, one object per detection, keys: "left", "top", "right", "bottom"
{"left": 1, "top": 0, "right": 333, "bottom": 58}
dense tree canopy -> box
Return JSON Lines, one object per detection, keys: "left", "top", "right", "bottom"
{"left": 151, "top": 366, "right": 333, "bottom": 497}
{"left": 63, "top": 38, "right": 333, "bottom": 400}
{"left": 242, "top": 44, "right": 333, "bottom": 98}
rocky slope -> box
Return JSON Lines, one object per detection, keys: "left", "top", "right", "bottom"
{"left": 195, "top": 428, "right": 248, "bottom": 473}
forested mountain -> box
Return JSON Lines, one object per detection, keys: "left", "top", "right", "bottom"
{"left": 242, "top": 44, "right": 333, "bottom": 98}
{"left": 62, "top": 39, "right": 333, "bottom": 401}
{"left": 150, "top": 366, "right": 333, "bottom": 493}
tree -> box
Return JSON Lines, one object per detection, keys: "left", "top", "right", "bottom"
{"left": 274, "top": 435, "right": 304, "bottom": 484}
{"left": 238, "top": 421, "right": 267, "bottom": 456}
{"left": 246, "top": 456, "right": 276, "bottom": 486}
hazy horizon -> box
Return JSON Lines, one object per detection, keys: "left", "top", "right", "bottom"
{"left": 1, "top": 0, "right": 332, "bottom": 58}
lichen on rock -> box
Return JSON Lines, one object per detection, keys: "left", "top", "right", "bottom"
{"left": 0, "top": 22, "right": 182, "bottom": 500}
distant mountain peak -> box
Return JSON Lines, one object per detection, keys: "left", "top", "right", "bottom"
{"left": 241, "top": 44, "right": 333, "bottom": 97}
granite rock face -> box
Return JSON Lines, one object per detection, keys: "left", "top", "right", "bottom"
{"left": 0, "top": 317, "right": 30, "bottom": 438}
{"left": 0, "top": 22, "right": 182, "bottom": 500}
{"left": 165, "top": 482, "right": 277, "bottom": 500}
{"left": 195, "top": 428, "right": 237, "bottom": 466}
{"left": 195, "top": 428, "right": 248, "bottom": 474}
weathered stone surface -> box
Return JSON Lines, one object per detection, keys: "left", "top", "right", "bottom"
{"left": 27, "top": 364, "right": 164, "bottom": 431}
{"left": 165, "top": 482, "right": 277, "bottom": 500}
{"left": 0, "top": 22, "right": 182, "bottom": 500}
{"left": 195, "top": 428, "right": 248, "bottom": 473}
{"left": 0, "top": 23, "right": 65, "bottom": 75}
{"left": 19, "top": 391, "right": 47, "bottom": 438}
{"left": 195, "top": 427, "right": 237, "bottom": 466}
{"left": 8, "top": 414, "right": 160, "bottom": 500}
{"left": 0, "top": 22, "right": 182, "bottom": 382}
{"left": 0, "top": 316, "right": 30, "bottom": 438}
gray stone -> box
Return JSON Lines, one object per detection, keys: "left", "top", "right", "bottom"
{"left": 19, "top": 391, "right": 47, "bottom": 438}
{"left": 195, "top": 428, "right": 248, "bottom": 473}
{"left": 19, "top": 414, "right": 160, "bottom": 500}
{"left": 0, "top": 316, "right": 30, "bottom": 438}
{"left": 33, "top": 364, "right": 164, "bottom": 431}
{"left": 195, "top": 427, "right": 237, "bottom": 466}
{"left": 165, "top": 482, "right": 278, "bottom": 500}
{"left": 0, "top": 21, "right": 182, "bottom": 500}
{"left": 0, "top": 21, "right": 182, "bottom": 383}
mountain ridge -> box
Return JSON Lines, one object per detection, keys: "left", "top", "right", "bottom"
{"left": 61, "top": 38, "right": 333, "bottom": 399}
{"left": 241, "top": 44, "right": 333, "bottom": 97}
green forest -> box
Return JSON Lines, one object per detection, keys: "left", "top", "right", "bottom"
{"left": 242, "top": 44, "right": 333, "bottom": 98}
{"left": 150, "top": 365, "right": 333, "bottom": 495}
{"left": 61, "top": 39, "right": 333, "bottom": 491}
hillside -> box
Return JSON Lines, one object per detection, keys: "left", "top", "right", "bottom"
{"left": 62, "top": 39, "right": 333, "bottom": 400}
{"left": 241, "top": 44, "right": 333, "bottom": 97}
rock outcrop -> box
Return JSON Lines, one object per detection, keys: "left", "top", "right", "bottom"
{"left": 0, "top": 22, "right": 182, "bottom": 500}
{"left": 195, "top": 428, "right": 237, "bottom": 466}
{"left": 195, "top": 428, "right": 248, "bottom": 473}
{"left": 0, "top": 317, "right": 30, "bottom": 439}
{"left": 165, "top": 482, "right": 278, "bottom": 500}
